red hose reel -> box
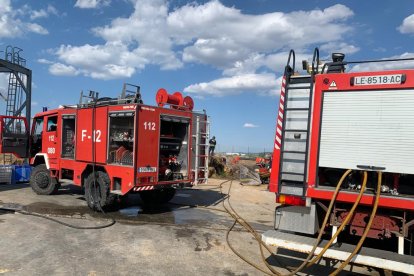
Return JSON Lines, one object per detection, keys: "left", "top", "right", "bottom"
{"left": 156, "top": 88, "right": 194, "bottom": 111}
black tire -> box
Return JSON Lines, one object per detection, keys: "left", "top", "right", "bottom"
{"left": 139, "top": 188, "right": 176, "bottom": 205}
{"left": 30, "top": 164, "right": 59, "bottom": 195}
{"left": 84, "top": 171, "right": 117, "bottom": 211}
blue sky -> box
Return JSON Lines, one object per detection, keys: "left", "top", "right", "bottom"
{"left": 0, "top": 0, "right": 414, "bottom": 153}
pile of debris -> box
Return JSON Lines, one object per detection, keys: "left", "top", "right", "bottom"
{"left": 208, "top": 155, "right": 262, "bottom": 185}
{"left": 208, "top": 156, "right": 226, "bottom": 177}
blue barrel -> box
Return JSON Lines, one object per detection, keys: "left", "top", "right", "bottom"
{"left": 13, "top": 165, "right": 32, "bottom": 183}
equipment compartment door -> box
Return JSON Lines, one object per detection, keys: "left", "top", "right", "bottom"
{"left": 136, "top": 107, "right": 158, "bottom": 182}
{"left": 319, "top": 89, "right": 414, "bottom": 174}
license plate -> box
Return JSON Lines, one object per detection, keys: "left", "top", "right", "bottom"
{"left": 353, "top": 74, "right": 403, "bottom": 86}
{"left": 138, "top": 167, "right": 157, "bottom": 173}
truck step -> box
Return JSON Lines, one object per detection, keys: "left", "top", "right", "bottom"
{"left": 262, "top": 230, "right": 414, "bottom": 274}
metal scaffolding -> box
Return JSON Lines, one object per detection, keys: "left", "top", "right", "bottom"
{"left": 0, "top": 46, "right": 32, "bottom": 126}
{"left": 0, "top": 46, "right": 32, "bottom": 165}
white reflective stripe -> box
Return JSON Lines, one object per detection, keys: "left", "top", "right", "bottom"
{"left": 277, "top": 119, "right": 283, "bottom": 127}
{"left": 280, "top": 95, "right": 285, "bottom": 102}
{"left": 282, "top": 78, "right": 286, "bottom": 85}
{"left": 277, "top": 128, "right": 282, "bottom": 136}
{"left": 134, "top": 186, "right": 154, "bottom": 191}
{"left": 279, "top": 102, "right": 284, "bottom": 110}
{"left": 275, "top": 144, "right": 280, "bottom": 150}
{"left": 278, "top": 111, "right": 283, "bottom": 118}
{"left": 276, "top": 136, "right": 281, "bottom": 144}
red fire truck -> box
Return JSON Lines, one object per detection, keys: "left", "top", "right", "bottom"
{"left": 263, "top": 48, "right": 414, "bottom": 273}
{"left": 0, "top": 84, "right": 209, "bottom": 210}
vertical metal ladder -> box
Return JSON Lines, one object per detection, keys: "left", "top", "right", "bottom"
{"left": 278, "top": 75, "right": 313, "bottom": 196}
{"left": 5, "top": 46, "right": 26, "bottom": 118}
{"left": 192, "top": 113, "right": 210, "bottom": 184}
{"left": 6, "top": 72, "right": 19, "bottom": 117}
{"left": 278, "top": 49, "right": 320, "bottom": 197}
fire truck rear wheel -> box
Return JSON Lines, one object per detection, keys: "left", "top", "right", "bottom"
{"left": 84, "top": 171, "right": 116, "bottom": 211}
{"left": 30, "top": 164, "right": 59, "bottom": 195}
{"left": 139, "top": 188, "right": 176, "bottom": 205}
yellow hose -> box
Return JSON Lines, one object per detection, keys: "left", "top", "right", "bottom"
{"left": 330, "top": 171, "right": 382, "bottom": 276}
{"left": 287, "top": 169, "right": 352, "bottom": 275}
{"left": 307, "top": 170, "right": 368, "bottom": 267}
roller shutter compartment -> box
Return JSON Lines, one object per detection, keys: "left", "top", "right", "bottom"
{"left": 319, "top": 89, "right": 414, "bottom": 174}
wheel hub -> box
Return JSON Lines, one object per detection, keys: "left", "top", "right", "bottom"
{"left": 35, "top": 172, "right": 50, "bottom": 189}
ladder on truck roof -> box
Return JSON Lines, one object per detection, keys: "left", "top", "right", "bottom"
{"left": 278, "top": 49, "right": 319, "bottom": 196}
{"left": 192, "top": 113, "right": 210, "bottom": 185}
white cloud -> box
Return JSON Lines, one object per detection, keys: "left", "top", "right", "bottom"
{"left": 0, "top": 0, "right": 52, "bottom": 38}
{"left": 319, "top": 42, "right": 359, "bottom": 55}
{"left": 74, "top": 0, "right": 110, "bottom": 9}
{"left": 49, "top": 63, "right": 80, "bottom": 76}
{"left": 184, "top": 73, "right": 280, "bottom": 97}
{"left": 27, "top": 23, "right": 48, "bottom": 35}
{"left": 0, "top": 0, "right": 11, "bottom": 13}
{"left": 30, "top": 9, "right": 47, "bottom": 20}
{"left": 350, "top": 52, "right": 414, "bottom": 72}
{"left": 223, "top": 52, "right": 313, "bottom": 76}
{"left": 0, "top": 73, "right": 9, "bottom": 89}
{"left": 174, "top": 2, "right": 354, "bottom": 69}
{"left": 38, "top": 58, "right": 53, "bottom": 64}
{"left": 30, "top": 5, "right": 59, "bottom": 20}
{"left": 243, "top": 123, "right": 259, "bottom": 128}
{"left": 0, "top": 74, "right": 9, "bottom": 103}
{"left": 48, "top": 1, "right": 356, "bottom": 83}
{"left": 398, "top": 14, "right": 414, "bottom": 34}
{"left": 53, "top": 43, "right": 138, "bottom": 80}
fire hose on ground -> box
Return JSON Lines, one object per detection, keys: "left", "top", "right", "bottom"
{"left": 306, "top": 170, "right": 369, "bottom": 268}
{"left": 221, "top": 169, "right": 384, "bottom": 276}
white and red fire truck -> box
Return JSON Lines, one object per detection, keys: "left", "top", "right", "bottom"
{"left": 263, "top": 48, "right": 414, "bottom": 273}
{"left": 0, "top": 85, "right": 208, "bottom": 210}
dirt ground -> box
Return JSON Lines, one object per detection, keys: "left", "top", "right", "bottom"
{"left": 0, "top": 178, "right": 383, "bottom": 275}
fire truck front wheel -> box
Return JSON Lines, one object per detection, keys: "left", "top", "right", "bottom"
{"left": 30, "top": 164, "right": 59, "bottom": 195}
{"left": 84, "top": 171, "right": 116, "bottom": 211}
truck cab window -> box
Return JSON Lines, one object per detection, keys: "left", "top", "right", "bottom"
{"left": 61, "top": 116, "right": 76, "bottom": 159}
{"left": 47, "top": 116, "right": 58, "bottom": 132}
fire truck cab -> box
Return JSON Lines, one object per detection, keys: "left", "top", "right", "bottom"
{"left": 0, "top": 85, "right": 209, "bottom": 210}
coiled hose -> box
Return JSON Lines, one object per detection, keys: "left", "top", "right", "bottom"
{"left": 330, "top": 171, "right": 382, "bottom": 276}
{"left": 307, "top": 170, "right": 368, "bottom": 267}
{"left": 286, "top": 169, "right": 353, "bottom": 275}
